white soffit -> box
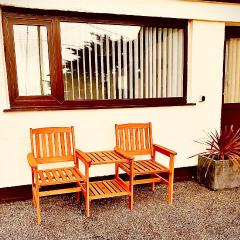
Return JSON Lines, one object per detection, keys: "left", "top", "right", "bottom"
{"left": 0, "top": 0, "right": 240, "bottom": 22}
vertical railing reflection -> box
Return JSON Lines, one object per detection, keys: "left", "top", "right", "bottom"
{"left": 60, "top": 23, "right": 184, "bottom": 101}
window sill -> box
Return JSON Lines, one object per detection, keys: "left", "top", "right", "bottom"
{"left": 3, "top": 102, "right": 196, "bottom": 112}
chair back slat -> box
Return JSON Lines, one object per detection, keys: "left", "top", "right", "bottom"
{"left": 30, "top": 127, "right": 75, "bottom": 163}
{"left": 145, "top": 127, "right": 150, "bottom": 150}
{"left": 66, "top": 132, "right": 72, "bottom": 156}
{"left": 54, "top": 132, "right": 60, "bottom": 156}
{"left": 60, "top": 132, "right": 66, "bottom": 156}
{"left": 135, "top": 128, "right": 140, "bottom": 151}
{"left": 119, "top": 129, "right": 124, "bottom": 150}
{"left": 41, "top": 133, "right": 47, "bottom": 158}
{"left": 139, "top": 128, "right": 145, "bottom": 151}
{"left": 34, "top": 134, "right": 41, "bottom": 157}
{"left": 115, "top": 123, "right": 153, "bottom": 155}
{"left": 124, "top": 128, "right": 130, "bottom": 151}
{"left": 48, "top": 133, "right": 54, "bottom": 156}
{"left": 129, "top": 128, "right": 134, "bottom": 151}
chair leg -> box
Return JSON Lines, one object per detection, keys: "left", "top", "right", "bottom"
{"left": 32, "top": 189, "right": 36, "bottom": 208}
{"left": 86, "top": 196, "right": 90, "bottom": 217}
{"left": 35, "top": 191, "right": 41, "bottom": 224}
{"left": 115, "top": 164, "right": 119, "bottom": 179}
{"left": 31, "top": 171, "right": 36, "bottom": 207}
{"left": 151, "top": 174, "right": 155, "bottom": 191}
{"left": 128, "top": 174, "right": 134, "bottom": 210}
{"left": 128, "top": 194, "right": 133, "bottom": 210}
{"left": 168, "top": 172, "right": 174, "bottom": 204}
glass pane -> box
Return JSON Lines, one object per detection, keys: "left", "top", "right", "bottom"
{"left": 60, "top": 22, "right": 184, "bottom": 101}
{"left": 13, "top": 25, "right": 51, "bottom": 96}
{"left": 224, "top": 38, "right": 240, "bottom": 104}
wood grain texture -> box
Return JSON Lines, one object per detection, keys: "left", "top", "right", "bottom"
{"left": 115, "top": 122, "right": 177, "bottom": 207}
{"left": 28, "top": 126, "right": 82, "bottom": 224}
{"left": 82, "top": 179, "right": 130, "bottom": 200}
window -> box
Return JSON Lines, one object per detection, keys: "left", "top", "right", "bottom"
{"left": 3, "top": 7, "right": 188, "bottom": 110}
{"left": 224, "top": 27, "right": 240, "bottom": 104}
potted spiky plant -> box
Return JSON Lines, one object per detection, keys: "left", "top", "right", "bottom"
{"left": 194, "top": 126, "right": 240, "bottom": 190}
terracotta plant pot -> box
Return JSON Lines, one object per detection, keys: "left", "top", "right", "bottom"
{"left": 197, "top": 155, "right": 240, "bottom": 190}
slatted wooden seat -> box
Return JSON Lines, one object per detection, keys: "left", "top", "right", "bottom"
{"left": 27, "top": 127, "right": 83, "bottom": 224}
{"left": 37, "top": 167, "right": 82, "bottom": 186}
{"left": 81, "top": 179, "right": 129, "bottom": 200}
{"left": 115, "top": 123, "right": 177, "bottom": 209}
{"left": 119, "top": 160, "right": 169, "bottom": 175}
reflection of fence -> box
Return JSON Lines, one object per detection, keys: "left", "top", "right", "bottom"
{"left": 62, "top": 26, "right": 184, "bottom": 101}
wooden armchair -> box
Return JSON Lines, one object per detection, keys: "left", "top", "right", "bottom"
{"left": 27, "top": 127, "right": 83, "bottom": 224}
{"left": 115, "top": 123, "right": 177, "bottom": 208}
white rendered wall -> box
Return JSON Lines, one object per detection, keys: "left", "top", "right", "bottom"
{"left": 0, "top": 1, "right": 226, "bottom": 188}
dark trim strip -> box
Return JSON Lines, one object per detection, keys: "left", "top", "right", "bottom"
{"left": 0, "top": 166, "right": 196, "bottom": 202}
{"left": 4, "top": 103, "right": 196, "bottom": 112}
{"left": 225, "top": 26, "right": 240, "bottom": 38}
{"left": 2, "top": 6, "right": 188, "bottom": 27}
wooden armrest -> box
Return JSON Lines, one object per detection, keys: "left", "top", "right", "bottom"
{"left": 114, "top": 147, "right": 134, "bottom": 160}
{"left": 153, "top": 144, "right": 177, "bottom": 157}
{"left": 27, "top": 153, "right": 38, "bottom": 169}
{"left": 76, "top": 149, "right": 92, "bottom": 165}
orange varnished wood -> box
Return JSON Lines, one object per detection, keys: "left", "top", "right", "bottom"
{"left": 77, "top": 149, "right": 132, "bottom": 217}
{"left": 115, "top": 122, "right": 177, "bottom": 208}
{"left": 36, "top": 155, "right": 74, "bottom": 164}
{"left": 31, "top": 127, "right": 72, "bottom": 134}
{"left": 135, "top": 128, "right": 139, "bottom": 151}
{"left": 60, "top": 132, "right": 66, "bottom": 156}
{"left": 81, "top": 179, "right": 130, "bottom": 200}
{"left": 66, "top": 132, "right": 72, "bottom": 156}
{"left": 85, "top": 151, "right": 129, "bottom": 165}
{"left": 48, "top": 133, "right": 54, "bottom": 157}
{"left": 54, "top": 132, "right": 60, "bottom": 156}
{"left": 119, "top": 129, "right": 124, "bottom": 150}
{"left": 41, "top": 134, "right": 47, "bottom": 158}
{"left": 35, "top": 134, "right": 41, "bottom": 158}
{"left": 120, "top": 160, "right": 169, "bottom": 175}
{"left": 139, "top": 128, "right": 144, "bottom": 151}
{"left": 124, "top": 128, "right": 130, "bottom": 151}
{"left": 129, "top": 128, "right": 134, "bottom": 151}
{"left": 27, "top": 126, "right": 82, "bottom": 224}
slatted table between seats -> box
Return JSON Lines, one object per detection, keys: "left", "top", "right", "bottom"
{"left": 82, "top": 151, "right": 130, "bottom": 200}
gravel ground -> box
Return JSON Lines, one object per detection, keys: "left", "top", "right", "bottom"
{"left": 0, "top": 181, "right": 239, "bottom": 240}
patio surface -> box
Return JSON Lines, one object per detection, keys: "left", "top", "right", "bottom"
{"left": 0, "top": 181, "right": 239, "bottom": 240}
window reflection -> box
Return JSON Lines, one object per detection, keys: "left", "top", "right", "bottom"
{"left": 60, "top": 22, "right": 184, "bottom": 101}
{"left": 61, "top": 23, "right": 141, "bottom": 100}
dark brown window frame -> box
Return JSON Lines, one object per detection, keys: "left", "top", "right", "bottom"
{"left": 2, "top": 7, "right": 188, "bottom": 111}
